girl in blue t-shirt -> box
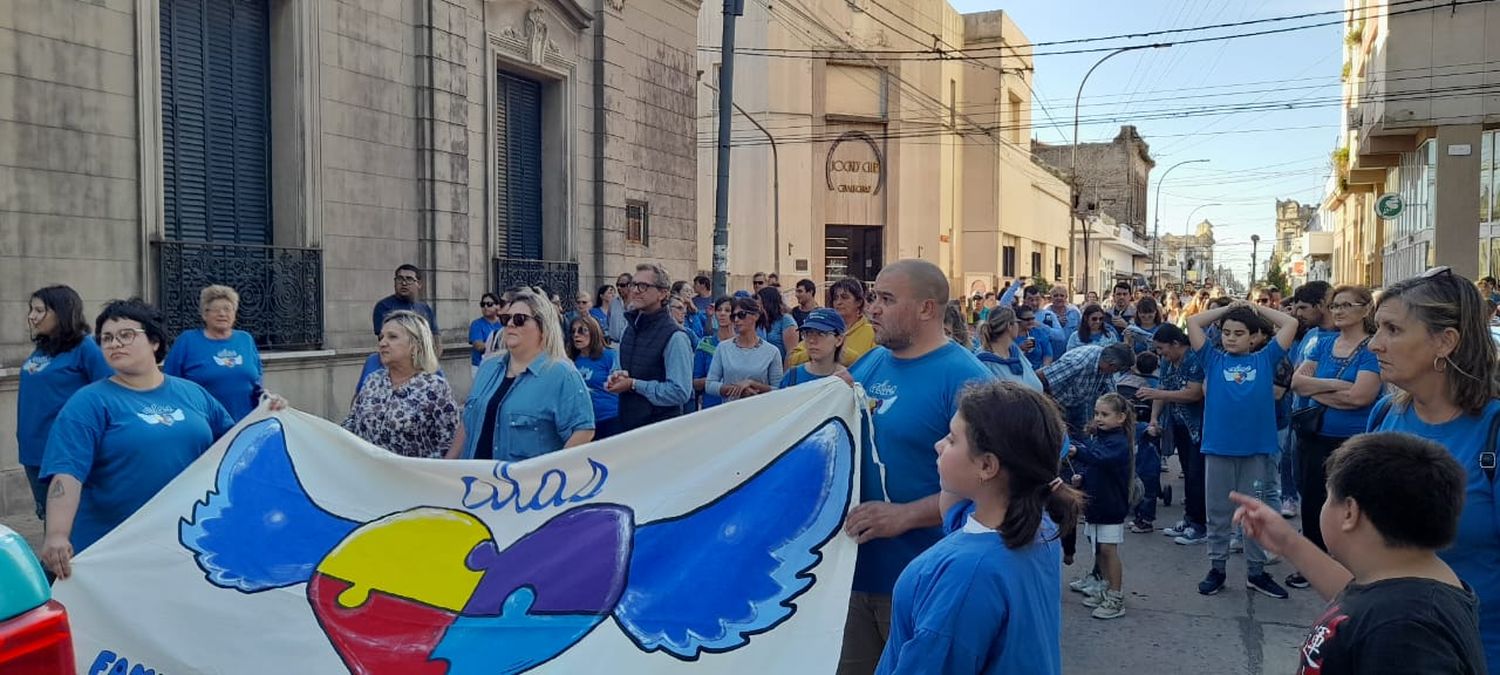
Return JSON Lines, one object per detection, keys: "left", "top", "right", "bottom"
{"left": 877, "top": 381, "right": 1083, "bottom": 675}
{"left": 18, "top": 285, "right": 113, "bottom": 521}
{"left": 693, "top": 297, "right": 736, "bottom": 410}
{"left": 780, "top": 308, "right": 847, "bottom": 388}
{"left": 567, "top": 314, "right": 620, "bottom": 439}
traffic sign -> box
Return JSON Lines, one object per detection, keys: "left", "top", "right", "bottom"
{"left": 1375, "top": 193, "right": 1404, "bottom": 220}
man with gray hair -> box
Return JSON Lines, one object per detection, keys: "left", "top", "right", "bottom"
{"left": 605, "top": 263, "right": 693, "bottom": 432}
{"left": 1037, "top": 342, "right": 1136, "bottom": 433}
{"left": 838, "top": 259, "right": 991, "bottom": 675}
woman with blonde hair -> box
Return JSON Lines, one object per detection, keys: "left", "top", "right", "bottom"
{"left": 452, "top": 291, "right": 595, "bottom": 461}
{"left": 977, "top": 307, "right": 1043, "bottom": 391}
{"left": 163, "top": 285, "right": 264, "bottom": 421}
{"left": 343, "top": 310, "right": 458, "bottom": 459}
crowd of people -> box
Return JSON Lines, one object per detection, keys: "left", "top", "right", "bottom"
{"left": 13, "top": 256, "right": 1500, "bottom": 674}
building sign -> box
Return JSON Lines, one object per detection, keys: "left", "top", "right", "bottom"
{"left": 825, "top": 131, "right": 885, "bottom": 195}
{"left": 1375, "top": 192, "right": 1404, "bottom": 220}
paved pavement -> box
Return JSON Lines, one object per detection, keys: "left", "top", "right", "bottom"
{"left": 1, "top": 470, "right": 1321, "bottom": 674}
{"left": 1060, "top": 470, "right": 1323, "bottom": 675}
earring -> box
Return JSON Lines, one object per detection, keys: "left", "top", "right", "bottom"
{"left": 1433, "top": 356, "right": 1447, "bottom": 373}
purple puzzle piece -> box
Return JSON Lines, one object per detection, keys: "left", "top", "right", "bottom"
{"left": 462, "top": 505, "right": 634, "bottom": 617}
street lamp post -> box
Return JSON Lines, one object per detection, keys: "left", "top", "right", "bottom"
{"left": 1249, "top": 234, "right": 1261, "bottom": 295}
{"left": 1150, "top": 158, "right": 1209, "bottom": 289}
{"left": 1069, "top": 42, "right": 1171, "bottom": 297}
{"left": 1180, "top": 202, "right": 1220, "bottom": 287}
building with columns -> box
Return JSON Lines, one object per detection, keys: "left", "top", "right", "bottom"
{"left": 0, "top": 0, "right": 700, "bottom": 518}
{"left": 695, "top": 2, "right": 1073, "bottom": 295}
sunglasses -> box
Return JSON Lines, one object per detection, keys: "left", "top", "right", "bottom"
{"left": 480, "top": 301, "right": 496, "bottom": 308}
{"left": 496, "top": 313, "right": 536, "bottom": 327}
{"left": 733, "top": 311, "right": 755, "bottom": 320}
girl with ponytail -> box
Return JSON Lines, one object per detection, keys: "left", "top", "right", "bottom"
{"left": 876, "top": 381, "right": 1082, "bottom": 675}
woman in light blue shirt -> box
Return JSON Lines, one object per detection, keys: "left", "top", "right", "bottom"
{"left": 17, "top": 285, "right": 112, "bottom": 521}
{"left": 976, "top": 307, "right": 1043, "bottom": 391}
{"left": 708, "top": 296, "right": 783, "bottom": 402}
{"left": 162, "top": 285, "right": 264, "bottom": 421}
{"left": 1067, "top": 304, "right": 1119, "bottom": 351}
{"left": 453, "top": 291, "right": 595, "bottom": 461}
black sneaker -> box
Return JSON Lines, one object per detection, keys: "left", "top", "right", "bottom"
{"left": 1248, "top": 572, "right": 1290, "bottom": 599}
{"left": 1285, "top": 572, "right": 1311, "bottom": 589}
{"left": 1161, "top": 484, "right": 1173, "bottom": 506}
{"left": 1198, "top": 568, "right": 1227, "bottom": 595}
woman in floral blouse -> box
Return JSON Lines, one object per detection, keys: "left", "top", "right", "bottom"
{"left": 343, "top": 310, "right": 458, "bottom": 458}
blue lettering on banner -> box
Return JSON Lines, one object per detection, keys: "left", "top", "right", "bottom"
{"left": 459, "top": 458, "right": 609, "bottom": 513}
{"left": 90, "top": 649, "right": 159, "bottom": 675}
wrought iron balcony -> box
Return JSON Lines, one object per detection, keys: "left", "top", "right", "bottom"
{"left": 493, "top": 257, "right": 580, "bottom": 303}
{"left": 154, "top": 241, "right": 324, "bottom": 350}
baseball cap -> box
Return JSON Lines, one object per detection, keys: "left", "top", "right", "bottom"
{"left": 800, "top": 308, "right": 846, "bottom": 334}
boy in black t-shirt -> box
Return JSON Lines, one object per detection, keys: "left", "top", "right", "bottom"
{"left": 1230, "top": 432, "right": 1486, "bottom": 675}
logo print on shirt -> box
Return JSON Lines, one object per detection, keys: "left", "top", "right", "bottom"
{"left": 1298, "top": 611, "right": 1349, "bottom": 674}
{"left": 22, "top": 355, "right": 52, "bottom": 374}
{"left": 867, "top": 381, "right": 898, "bottom": 415}
{"left": 213, "top": 350, "right": 245, "bottom": 367}
{"left": 1223, "top": 364, "right": 1257, "bottom": 384}
{"left": 578, "top": 367, "right": 594, "bottom": 381}
{"left": 137, "top": 405, "right": 188, "bottom": 426}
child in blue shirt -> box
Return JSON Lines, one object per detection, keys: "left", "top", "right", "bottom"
{"left": 779, "top": 308, "right": 848, "bottom": 388}
{"left": 1067, "top": 393, "right": 1135, "bottom": 619}
{"left": 1187, "top": 301, "right": 1300, "bottom": 599}
{"left": 877, "top": 381, "right": 1083, "bottom": 675}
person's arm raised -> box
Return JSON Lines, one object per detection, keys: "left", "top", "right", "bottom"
{"left": 1185, "top": 305, "right": 1230, "bottom": 351}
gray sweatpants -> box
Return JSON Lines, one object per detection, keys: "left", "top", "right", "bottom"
{"left": 1205, "top": 454, "right": 1270, "bottom": 573}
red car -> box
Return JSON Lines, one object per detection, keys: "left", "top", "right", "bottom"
{"left": 0, "top": 525, "right": 74, "bottom": 673}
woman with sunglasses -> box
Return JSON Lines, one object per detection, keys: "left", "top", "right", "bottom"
{"left": 707, "top": 297, "right": 784, "bottom": 403}
{"left": 38, "top": 299, "right": 240, "bottom": 579}
{"left": 344, "top": 310, "right": 458, "bottom": 459}
{"left": 468, "top": 293, "right": 504, "bottom": 377}
{"left": 977, "top": 306, "right": 1042, "bottom": 391}
{"left": 1067, "top": 304, "right": 1120, "bottom": 352}
{"left": 1364, "top": 268, "right": 1500, "bottom": 669}
{"left": 567, "top": 315, "right": 620, "bottom": 439}
{"left": 693, "top": 296, "right": 736, "bottom": 410}
{"left": 452, "top": 292, "right": 594, "bottom": 461}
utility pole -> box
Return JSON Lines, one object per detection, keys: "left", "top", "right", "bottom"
{"left": 710, "top": 0, "right": 746, "bottom": 297}
{"left": 1249, "top": 234, "right": 1261, "bottom": 296}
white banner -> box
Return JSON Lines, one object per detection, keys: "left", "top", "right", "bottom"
{"left": 55, "top": 378, "right": 861, "bottom": 675}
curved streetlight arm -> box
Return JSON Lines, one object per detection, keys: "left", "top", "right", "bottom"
{"left": 1149, "top": 158, "right": 1209, "bottom": 287}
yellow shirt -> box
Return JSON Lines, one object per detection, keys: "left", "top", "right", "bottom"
{"left": 786, "top": 317, "right": 875, "bottom": 367}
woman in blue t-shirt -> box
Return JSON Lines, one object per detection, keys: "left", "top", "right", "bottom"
{"left": 39, "top": 299, "right": 238, "bottom": 579}
{"left": 1067, "top": 304, "right": 1119, "bottom": 351}
{"left": 693, "top": 297, "right": 736, "bottom": 410}
{"left": 1366, "top": 269, "right": 1500, "bottom": 670}
{"left": 567, "top": 314, "right": 620, "bottom": 439}
{"left": 756, "top": 286, "right": 799, "bottom": 363}
{"left": 877, "top": 381, "right": 1083, "bottom": 675}
{"left": 18, "top": 285, "right": 112, "bottom": 521}
{"left": 1286, "top": 284, "right": 1382, "bottom": 589}
{"left": 591, "top": 285, "right": 613, "bottom": 329}
{"left": 163, "top": 285, "right": 265, "bottom": 422}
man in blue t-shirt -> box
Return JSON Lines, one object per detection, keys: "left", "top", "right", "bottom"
{"left": 372, "top": 263, "right": 438, "bottom": 337}
{"left": 841, "top": 259, "right": 991, "bottom": 675}
{"left": 1187, "top": 301, "right": 1299, "bottom": 600}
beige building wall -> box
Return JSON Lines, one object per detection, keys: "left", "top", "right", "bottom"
{"left": 696, "top": 0, "right": 1069, "bottom": 294}
{"left": 0, "top": 0, "right": 700, "bottom": 518}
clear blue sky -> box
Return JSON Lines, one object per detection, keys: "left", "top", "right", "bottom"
{"left": 946, "top": 0, "right": 1345, "bottom": 287}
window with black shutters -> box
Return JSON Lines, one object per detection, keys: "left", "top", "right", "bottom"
{"left": 160, "top": 0, "right": 271, "bottom": 244}
{"left": 495, "top": 71, "right": 544, "bottom": 260}
{"left": 1030, "top": 251, "right": 1042, "bottom": 278}
{"left": 1002, "top": 245, "right": 1016, "bottom": 277}
{"left": 626, "top": 201, "right": 649, "bottom": 246}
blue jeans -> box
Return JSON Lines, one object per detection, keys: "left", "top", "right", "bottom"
{"left": 1278, "top": 427, "right": 1298, "bottom": 503}
{"left": 1133, "top": 436, "right": 1162, "bottom": 523}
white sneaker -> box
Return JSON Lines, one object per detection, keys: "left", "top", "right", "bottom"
{"left": 1069, "top": 574, "right": 1105, "bottom": 595}
{"left": 1091, "top": 590, "right": 1126, "bottom": 619}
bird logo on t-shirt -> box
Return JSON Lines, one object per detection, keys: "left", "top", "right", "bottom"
{"left": 867, "top": 381, "right": 899, "bottom": 415}
{"left": 138, "top": 405, "right": 188, "bottom": 427}
{"left": 21, "top": 355, "right": 51, "bottom": 375}
{"left": 214, "top": 350, "right": 245, "bottom": 367}
{"left": 1223, "top": 364, "right": 1257, "bottom": 385}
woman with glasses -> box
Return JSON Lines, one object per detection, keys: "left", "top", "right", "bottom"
{"left": 162, "top": 285, "right": 265, "bottom": 422}
{"left": 707, "top": 297, "right": 784, "bottom": 403}
{"left": 452, "top": 292, "right": 594, "bottom": 461}
{"left": 567, "top": 315, "right": 620, "bottom": 439}
{"left": 1283, "top": 285, "right": 1382, "bottom": 590}
{"left": 18, "top": 285, "right": 112, "bottom": 524}
{"left": 780, "top": 308, "right": 848, "bottom": 387}
{"left": 977, "top": 307, "right": 1043, "bottom": 391}
{"left": 1123, "top": 296, "right": 1165, "bottom": 356}
{"left": 1067, "top": 304, "right": 1120, "bottom": 351}
{"left": 787, "top": 277, "right": 875, "bottom": 367}
{"left": 38, "top": 299, "right": 242, "bottom": 578}
{"left": 468, "top": 293, "right": 504, "bottom": 377}
{"left": 755, "top": 286, "right": 799, "bottom": 363}
{"left": 344, "top": 310, "right": 458, "bottom": 459}
{"left": 693, "top": 296, "right": 736, "bottom": 411}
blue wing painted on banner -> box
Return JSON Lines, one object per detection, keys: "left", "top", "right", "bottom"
{"left": 179, "top": 418, "right": 358, "bottom": 592}
{"left": 611, "top": 417, "right": 856, "bottom": 658}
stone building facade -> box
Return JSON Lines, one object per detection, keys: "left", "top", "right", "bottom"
{"left": 695, "top": 3, "right": 1072, "bottom": 293}
{"left": 1153, "top": 219, "right": 1216, "bottom": 287}
{"left": 1033, "top": 124, "right": 1156, "bottom": 240}
{"left": 0, "top": 0, "right": 699, "bottom": 518}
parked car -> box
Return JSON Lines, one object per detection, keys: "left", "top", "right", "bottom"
{"left": 0, "top": 525, "right": 74, "bottom": 673}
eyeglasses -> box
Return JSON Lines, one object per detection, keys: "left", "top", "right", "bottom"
{"left": 629, "top": 281, "right": 664, "bottom": 293}
{"left": 480, "top": 302, "right": 496, "bottom": 308}
{"left": 496, "top": 313, "right": 536, "bottom": 327}
{"left": 752, "top": 279, "right": 766, "bottom": 286}
{"left": 394, "top": 276, "right": 419, "bottom": 285}
{"left": 98, "top": 328, "right": 143, "bottom": 347}
{"left": 733, "top": 311, "right": 755, "bottom": 320}
{"left": 1328, "top": 302, "right": 1368, "bottom": 311}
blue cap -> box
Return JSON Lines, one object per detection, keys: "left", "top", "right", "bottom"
{"left": 733, "top": 290, "right": 752, "bottom": 299}
{"left": 801, "top": 308, "right": 846, "bottom": 334}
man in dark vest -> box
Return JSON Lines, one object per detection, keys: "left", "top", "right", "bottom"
{"left": 605, "top": 262, "right": 693, "bottom": 431}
